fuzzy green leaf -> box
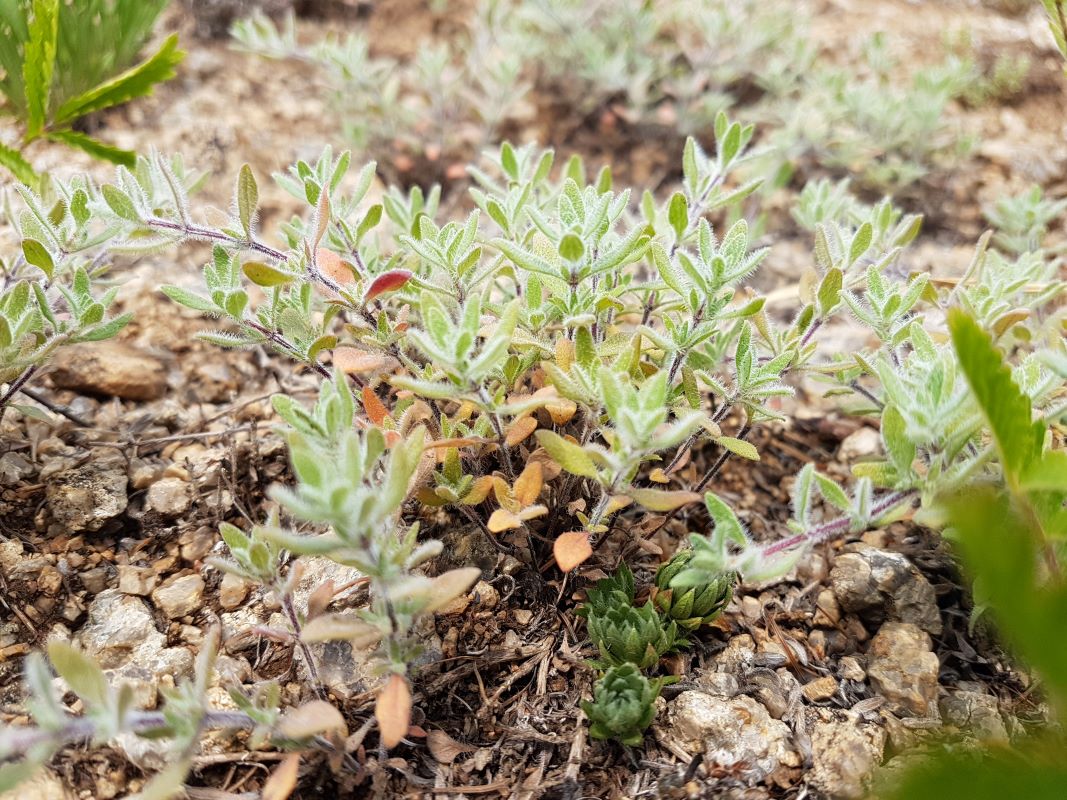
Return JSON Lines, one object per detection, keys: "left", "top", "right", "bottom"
{"left": 535, "top": 430, "right": 598, "bottom": 479}
{"left": 160, "top": 285, "right": 218, "bottom": 314}
{"left": 236, "top": 164, "right": 258, "bottom": 237}
{"left": 21, "top": 239, "right": 53, "bottom": 278}
{"left": 47, "top": 640, "right": 109, "bottom": 709}
{"left": 715, "top": 436, "right": 759, "bottom": 461}
{"left": 101, "top": 184, "right": 140, "bottom": 222}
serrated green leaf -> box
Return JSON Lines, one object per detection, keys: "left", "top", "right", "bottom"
{"left": 23, "top": 0, "right": 58, "bottom": 140}
{"left": 817, "top": 268, "right": 842, "bottom": 315}
{"left": 54, "top": 34, "right": 184, "bottom": 125}
{"left": 559, "top": 233, "right": 585, "bottom": 263}
{"left": 948, "top": 309, "right": 1042, "bottom": 484}
{"left": 704, "top": 493, "right": 748, "bottom": 546}
{"left": 45, "top": 130, "right": 135, "bottom": 166}
{"left": 0, "top": 141, "right": 38, "bottom": 185}
{"left": 848, "top": 222, "right": 873, "bottom": 266}
{"left": 881, "top": 405, "right": 915, "bottom": 475}
{"left": 814, "top": 472, "right": 851, "bottom": 513}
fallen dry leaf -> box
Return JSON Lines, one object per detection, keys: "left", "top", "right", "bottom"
{"left": 427, "top": 729, "right": 475, "bottom": 764}
{"left": 376, "top": 674, "right": 413, "bottom": 748}
{"left": 554, "top": 531, "right": 592, "bottom": 572}
{"left": 261, "top": 753, "right": 301, "bottom": 800}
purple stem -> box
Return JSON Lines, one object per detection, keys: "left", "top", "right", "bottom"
{"left": 0, "top": 710, "right": 253, "bottom": 759}
{"left": 145, "top": 218, "right": 287, "bottom": 263}
{"left": 760, "top": 489, "right": 917, "bottom": 558}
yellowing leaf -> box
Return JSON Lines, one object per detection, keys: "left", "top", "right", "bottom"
{"left": 513, "top": 462, "right": 543, "bottom": 507}
{"left": 648, "top": 468, "right": 669, "bottom": 484}
{"left": 546, "top": 396, "right": 578, "bottom": 425}
{"left": 262, "top": 753, "right": 301, "bottom": 800}
{"left": 518, "top": 504, "right": 549, "bottom": 521}
{"left": 459, "top": 475, "right": 495, "bottom": 505}
{"left": 992, "top": 308, "right": 1030, "bottom": 337}
{"left": 535, "top": 430, "right": 598, "bottom": 478}
{"left": 555, "top": 337, "right": 574, "bottom": 371}
{"left": 715, "top": 436, "right": 759, "bottom": 460}
{"left": 505, "top": 416, "right": 538, "bottom": 446}
{"left": 376, "top": 674, "right": 412, "bottom": 748}
{"left": 277, "top": 700, "right": 347, "bottom": 740}
{"left": 488, "top": 508, "right": 522, "bottom": 532}
{"left": 424, "top": 436, "right": 490, "bottom": 450}
{"left": 628, "top": 488, "right": 702, "bottom": 511}
{"left": 242, "top": 260, "right": 292, "bottom": 287}
{"left": 604, "top": 494, "right": 634, "bottom": 515}
{"left": 554, "top": 531, "right": 592, "bottom": 573}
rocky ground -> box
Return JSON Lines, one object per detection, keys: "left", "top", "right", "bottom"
{"left": 1, "top": 1, "right": 1066, "bottom": 798}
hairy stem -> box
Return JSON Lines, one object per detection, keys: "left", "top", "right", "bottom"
{"left": 145, "top": 218, "right": 287, "bottom": 264}
{"left": 760, "top": 489, "right": 917, "bottom": 558}
{"left": 0, "top": 710, "right": 254, "bottom": 760}
{"left": 281, "top": 592, "right": 327, "bottom": 699}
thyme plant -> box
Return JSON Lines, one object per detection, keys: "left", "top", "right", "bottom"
{"left": 0, "top": 108, "right": 1062, "bottom": 784}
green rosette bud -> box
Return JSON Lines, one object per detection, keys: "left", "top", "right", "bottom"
{"left": 652, "top": 549, "right": 734, "bottom": 631}
{"left": 582, "top": 663, "right": 666, "bottom": 745}
{"left": 584, "top": 599, "right": 681, "bottom": 670}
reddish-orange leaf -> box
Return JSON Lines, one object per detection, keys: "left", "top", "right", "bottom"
{"left": 261, "top": 753, "right": 301, "bottom": 800}
{"left": 554, "top": 531, "right": 592, "bottom": 573}
{"left": 376, "top": 674, "right": 412, "bottom": 748}
{"left": 317, "top": 248, "right": 355, "bottom": 285}
{"left": 513, "top": 462, "right": 543, "bottom": 507}
{"left": 505, "top": 416, "right": 538, "bottom": 447}
{"left": 366, "top": 270, "right": 412, "bottom": 302}
{"left": 362, "top": 386, "right": 389, "bottom": 426}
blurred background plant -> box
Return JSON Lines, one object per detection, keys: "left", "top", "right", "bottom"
{"left": 232, "top": 0, "right": 1024, "bottom": 193}
{"left": 0, "top": 0, "right": 183, "bottom": 183}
